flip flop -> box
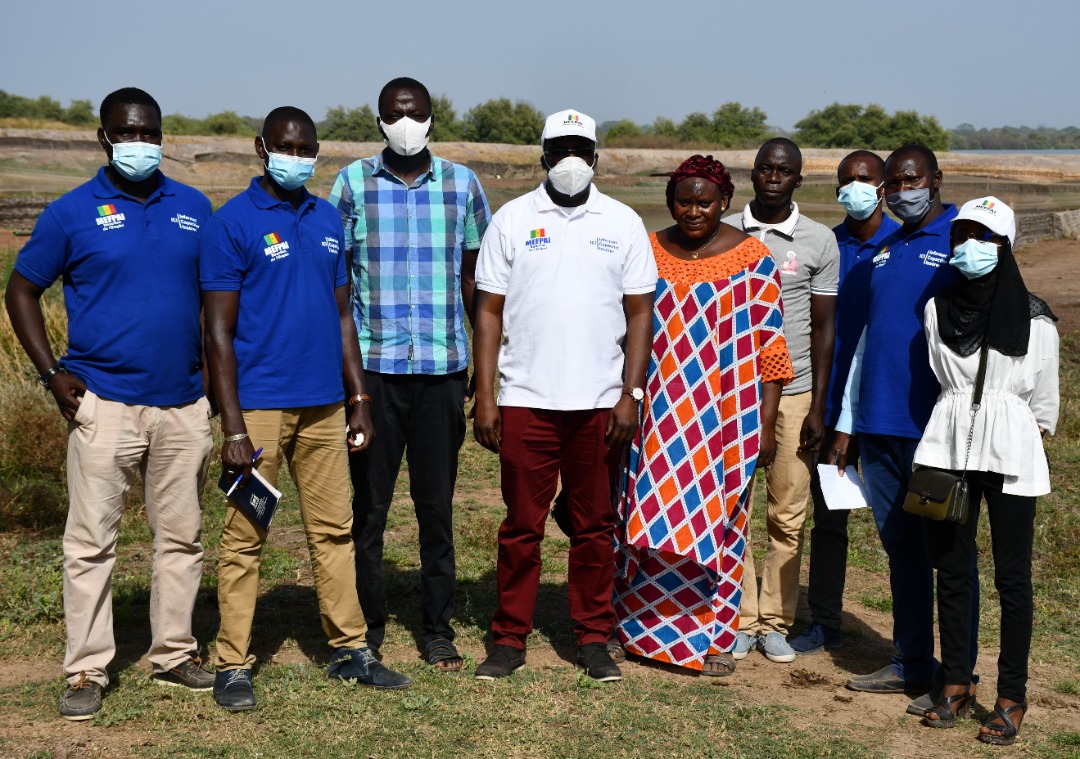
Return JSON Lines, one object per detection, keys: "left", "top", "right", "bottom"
{"left": 425, "top": 638, "right": 463, "bottom": 672}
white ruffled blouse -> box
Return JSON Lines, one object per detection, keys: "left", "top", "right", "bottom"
{"left": 913, "top": 299, "right": 1059, "bottom": 497}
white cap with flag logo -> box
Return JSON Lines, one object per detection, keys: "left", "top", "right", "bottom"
{"left": 953, "top": 195, "right": 1016, "bottom": 245}
{"left": 541, "top": 109, "right": 597, "bottom": 144}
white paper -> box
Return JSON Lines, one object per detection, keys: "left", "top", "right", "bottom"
{"left": 816, "top": 464, "right": 869, "bottom": 511}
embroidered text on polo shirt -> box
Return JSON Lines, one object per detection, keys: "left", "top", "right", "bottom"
{"left": 262, "top": 232, "right": 290, "bottom": 261}
{"left": 95, "top": 204, "right": 125, "bottom": 231}
{"left": 321, "top": 236, "right": 340, "bottom": 256}
{"left": 921, "top": 248, "right": 948, "bottom": 266}
{"left": 590, "top": 236, "right": 620, "bottom": 254}
{"left": 171, "top": 213, "right": 200, "bottom": 232}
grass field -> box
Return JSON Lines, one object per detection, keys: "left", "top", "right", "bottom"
{"left": 0, "top": 235, "right": 1079, "bottom": 757}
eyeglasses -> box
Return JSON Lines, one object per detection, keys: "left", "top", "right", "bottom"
{"left": 951, "top": 228, "right": 999, "bottom": 244}
{"left": 544, "top": 147, "right": 596, "bottom": 162}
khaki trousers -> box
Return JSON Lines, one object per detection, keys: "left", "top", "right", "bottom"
{"left": 64, "top": 391, "right": 212, "bottom": 687}
{"left": 740, "top": 391, "right": 814, "bottom": 636}
{"left": 214, "top": 404, "right": 367, "bottom": 670}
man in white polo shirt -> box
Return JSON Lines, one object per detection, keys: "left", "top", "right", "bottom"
{"left": 471, "top": 109, "right": 657, "bottom": 682}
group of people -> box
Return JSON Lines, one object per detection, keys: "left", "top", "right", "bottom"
{"left": 7, "top": 82, "right": 1057, "bottom": 748}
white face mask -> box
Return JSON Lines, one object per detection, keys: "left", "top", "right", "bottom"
{"left": 381, "top": 117, "right": 431, "bottom": 156}
{"left": 547, "top": 156, "right": 594, "bottom": 197}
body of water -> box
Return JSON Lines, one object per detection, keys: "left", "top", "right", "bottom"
{"left": 953, "top": 149, "right": 1080, "bottom": 155}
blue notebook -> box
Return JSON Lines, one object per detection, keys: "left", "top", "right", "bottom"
{"left": 218, "top": 468, "right": 282, "bottom": 531}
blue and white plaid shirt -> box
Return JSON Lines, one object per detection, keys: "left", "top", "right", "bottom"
{"left": 329, "top": 154, "right": 490, "bottom": 375}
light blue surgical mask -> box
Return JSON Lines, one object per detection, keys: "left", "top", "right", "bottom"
{"left": 950, "top": 238, "right": 999, "bottom": 279}
{"left": 263, "top": 141, "right": 317, "bottom": 190}
{"left": 105, "top": 135, "right": 161, "bottom": 181}
{"left": 886, "top": 187, "right": 932, "bottom": 224}
{"left": 837, "top": 181, "right": 882, "bottom": 220}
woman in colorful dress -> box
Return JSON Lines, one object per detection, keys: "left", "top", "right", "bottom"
{"left": 613, "top": 155, "right": 794, "bottom": 676}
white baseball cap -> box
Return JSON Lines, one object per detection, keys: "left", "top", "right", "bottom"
{"left": 953, "top": 195, "right": 1016, "bottom": 246}
{"left": 541, "top": 109, "right": 597, "bottom": 144}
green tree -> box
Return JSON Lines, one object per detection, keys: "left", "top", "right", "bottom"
{"left": 462, "top": 98, "right": 544, "bottom": 144}
{"left": 602, "top": 119, "right": 642, "bottom": 146}
{"left": 857, "top": 104, "right": 891, "bottom": 148}
{"left": 321, "top": 105, "right": 382, "bottom": 142}
{"left": 63, "top": 99, "right": 95, "bottom": 126}
{"left": 880, "top": 110, "right": 949, "bottom": 151}
{"left": 652, "top": 116, "right": 678, "bottom": 138}
{"left": 200, "top": 111, "right": 256, "bottom": 136}
{"left": 431, "top": 94, "right": 464, "bottom": 142}
{"left": 711, "top": 102, "right": 770, "bottom": 147}
{"left": 677, "top": 112, "right": 713, "bottom": 145}
{"left": 794, "top": 102, "right": 864, "bottom": 147}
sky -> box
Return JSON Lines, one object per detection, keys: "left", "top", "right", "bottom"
{"left": 2, "top": 0, "right": 1076, "bottom": 132}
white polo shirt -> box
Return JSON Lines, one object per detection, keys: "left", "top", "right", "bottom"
{"left": 476, "top": 183, "right": 657, "bottom": 410}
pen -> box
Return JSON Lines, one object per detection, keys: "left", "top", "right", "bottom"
{"left": 226, "top": 447, "right": 263, "bottom": 497}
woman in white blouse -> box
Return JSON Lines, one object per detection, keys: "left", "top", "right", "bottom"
{"left": 915, "top": 197, "right": 1058, "bottom": 746}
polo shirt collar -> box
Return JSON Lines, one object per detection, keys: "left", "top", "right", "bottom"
{"left": 836, "top": 213, "right": 898, "bottom": 248}
{"left": 532, "top": 182, "right": 602, "bottom": 215}
{"left": 371, "top": 152, "right": 438, "bottom": 184}
{"left": 90, "top": 165, "right": 172, "bottom": 202}
{"left": 741, "top": 201, "right": 800, "bottom": 238}
{"left": 246, "top": 176, "right": 316, "bottom": 211}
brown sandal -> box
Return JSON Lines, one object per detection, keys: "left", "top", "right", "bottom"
{"left": 701, "top": 653, "right": 736, "bottom": 677}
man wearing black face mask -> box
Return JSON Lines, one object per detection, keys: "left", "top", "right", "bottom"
{"left": 831, "top": 145, "right": 977, "bottom": 710}
{"left": 6, "top": 87, "right": 215, "bottom": 720}
{"left": 329, "top": 78, "right": 491, "bottom": 673}
{"left": 471, "top": 109, "right": 656, "bottom": 682}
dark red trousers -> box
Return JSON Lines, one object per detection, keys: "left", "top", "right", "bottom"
{"left": 492, "top": 407, "right": 620, "bottom": 649}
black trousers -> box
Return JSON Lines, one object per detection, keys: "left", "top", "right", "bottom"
{"left": 926, "top": 471, "right": 1036, "bottom": 702}
{"left": 805, "top": 447, "right": 855, "bottom": 631}
{"left": 350, "top": 371, "right": 467, "bottom": 650}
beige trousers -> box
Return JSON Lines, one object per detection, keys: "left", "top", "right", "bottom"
{"left": 739, "top": 391, "right": 814, "bottom": 636}
{"left": 214, "top": 403, "right": 367, "bottom": 670}
{"left": 63, "top": 391, "right": 213, "bottom": 687}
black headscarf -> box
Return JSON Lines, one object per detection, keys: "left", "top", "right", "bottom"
{"left": 936, "top": 238, "right": 1056, "bottom": 357}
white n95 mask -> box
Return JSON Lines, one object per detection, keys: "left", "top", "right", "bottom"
{"left": 382, "top": 117, "right": 431, "bottom": 157}
{"left": 547, "top": 156, "right": 594, "bottom": 197}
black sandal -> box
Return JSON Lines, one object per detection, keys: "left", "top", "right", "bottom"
{"left": 978, "top": 701, "right": 1028, "bottom": 746}
{"left": 425, "top": 638, "right": 463, "bottom": 672}
{"left": 921, "top": 684, "right": 974, "bottom": 729}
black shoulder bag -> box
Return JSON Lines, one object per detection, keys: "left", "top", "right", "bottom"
{"left": 903, "top": 341, "right": 990, "bottom": 525}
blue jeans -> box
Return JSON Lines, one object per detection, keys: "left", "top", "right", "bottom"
{"left": 860, "top": 434, "right": 979, "bottom": 683}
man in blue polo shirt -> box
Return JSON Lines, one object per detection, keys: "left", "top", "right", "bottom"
{"left": 6, "top": 87, "right": 215, "bottom": 721}
{"left": 201, "top": 106, "right": 410, "bottom": 712}
{"left": 328, "top": 77, "right": 490, "bottom": 672}
{"left": 832, "top": 145, "right": 976, "bottom": 703}
{"left": 789, "top": 150, "right": 899, "bottom": 655}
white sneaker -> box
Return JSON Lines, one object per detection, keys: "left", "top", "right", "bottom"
{"left": 732, "top": 632, "right": 757, "bottom": 660}
{"left": 760, "top": 631, "right": 796, "bottom": 663}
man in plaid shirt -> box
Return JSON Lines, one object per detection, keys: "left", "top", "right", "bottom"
{"left": 329, "top": 77, "right": 490, "bottom": 672}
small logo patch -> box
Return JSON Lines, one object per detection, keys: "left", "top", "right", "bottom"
{"left": 170, "top": 213, "right": 200, "bottom": 232}
{"left": 321, "top": 236, "right": 340, "bottom": 255}
{"left": 589, "top": 236, "right": 620, "bottom": 254}
{"left": 780, "top": 250, "right": 798, "bottom": 275}
{"left": 95, "top": 203, "right": 125, "bottom": 231}
{"left": 525, "top": 228, "right": 551, "bottom": 251}
{"left": 262, "top": 232, "right": 290, "bottom": 261}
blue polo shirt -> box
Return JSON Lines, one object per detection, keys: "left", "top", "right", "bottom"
{"left": 14, "top": 167, "right": 210, "bottom": 406}
{"left": 824, "top": 213, "right": 901, "bottom": 426}
{"left": 200, "top": 178, "right": 348, "bottom": 410}
{"left": 854, "top": 204, "right": 958, "bottom": 439}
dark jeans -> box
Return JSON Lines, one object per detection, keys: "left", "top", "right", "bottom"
{"left": 927, "top": 471, "right": 1035, "bottom": 702}
{"left": 350, "top": 371, "right": 467, "bottom": 650}
{"left": 806, "top": 446, "right": 855, "bottom": 631}
{"left": 861, "top": 434, "right": 979, "bottom": 682}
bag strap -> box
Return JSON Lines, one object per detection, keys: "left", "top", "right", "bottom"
{"left": 961, "top": 341, "right": 991, "bottom": 475}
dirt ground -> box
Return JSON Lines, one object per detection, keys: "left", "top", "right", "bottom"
{"left": 1, "top": 236, "right": 1078, "bottom": 758}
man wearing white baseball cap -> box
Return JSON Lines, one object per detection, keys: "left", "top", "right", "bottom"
{"left": 471, "top": 109, "right": 657, "bottom": 681}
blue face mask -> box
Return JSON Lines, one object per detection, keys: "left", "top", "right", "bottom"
{"left": 105, "top": 135, "right": 161, "bottom": 181}
{"left": 950, "top": 238, "right": 999, "bottom": 279}
{"left": 837, "top": 181, "right": 881, "bottom": 220}
{"left": 263, "top": 142, "right": 317, "bottom": 190}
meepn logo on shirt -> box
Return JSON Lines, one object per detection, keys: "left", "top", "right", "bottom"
{"left": 95, "top": 204, "right": 125, "bottom": 231}
{"left": 262, "top": 232, "right": 290, "bottom": 261}
{"left": 525, "top": 228, "right": 551, "bottom": 252}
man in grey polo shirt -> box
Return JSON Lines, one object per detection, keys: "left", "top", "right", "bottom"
{"left": 726, "top": 137, "right": 838, "bottom": 664}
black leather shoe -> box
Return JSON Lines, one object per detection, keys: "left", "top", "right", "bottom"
{"left": 328, "top": 647, "right": 411, "bottom": 690}
{"left": 213, "top": 668, "right": 256, "bottom": 712}
{"left": 475, "top": 644, "right": 526, "bottom": 680}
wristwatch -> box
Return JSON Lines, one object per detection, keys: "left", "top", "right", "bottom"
{"left": 624, "top": 387, "right": 645, "bottom": 403}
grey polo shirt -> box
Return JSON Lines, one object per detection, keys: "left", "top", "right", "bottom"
{"left": 726, "top": 202, "right": 839, "bottom": 395}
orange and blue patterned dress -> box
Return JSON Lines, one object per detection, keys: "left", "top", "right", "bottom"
{"left": 614, "top": 233, "right": 794, "bottom": 670}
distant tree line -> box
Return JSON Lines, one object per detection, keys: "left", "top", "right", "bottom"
{"left": 3, "top": 90, "right": 1078, "bottom": 151}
